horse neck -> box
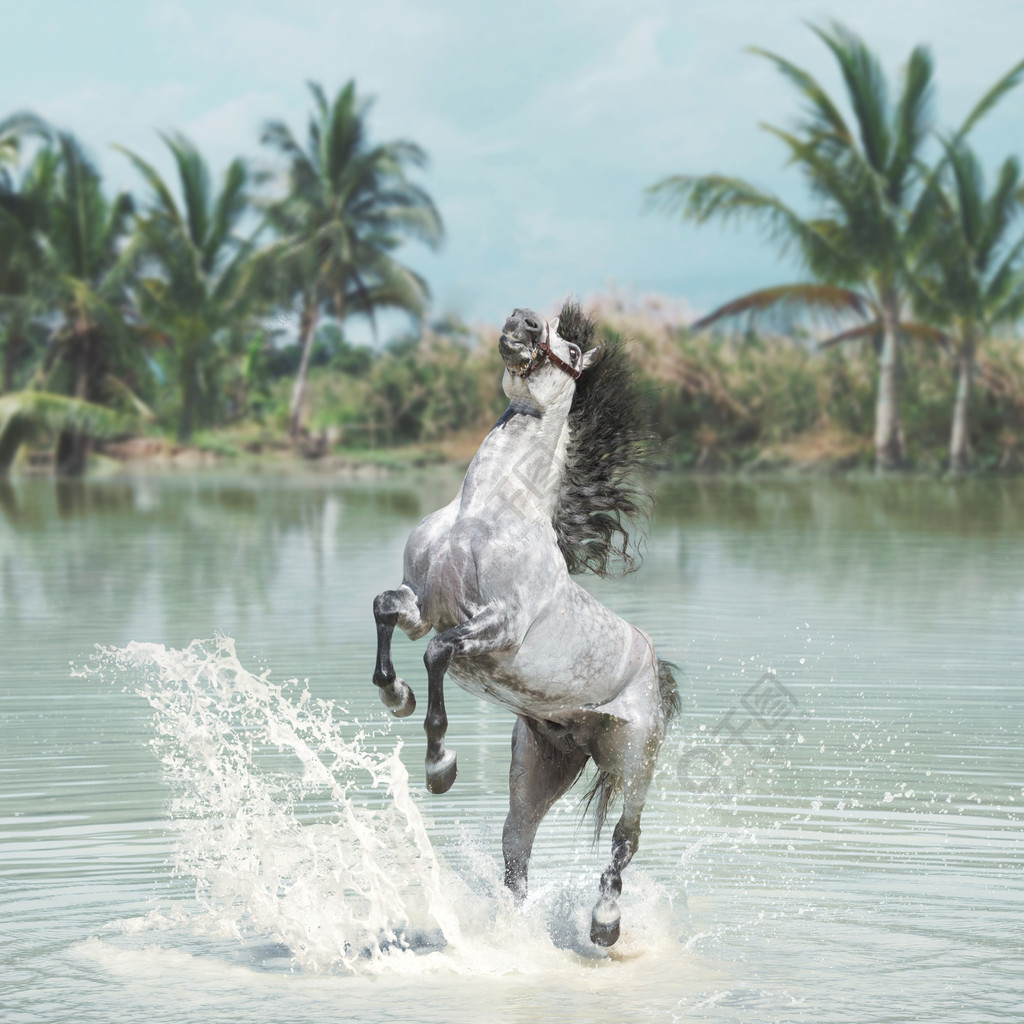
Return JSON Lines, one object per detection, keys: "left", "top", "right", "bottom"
{"left": 459, "top": 396, "right": 571, "bottom": 521}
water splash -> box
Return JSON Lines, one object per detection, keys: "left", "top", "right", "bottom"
{"left": 89, "top": 637, "right": 690, "bottom": 984}
{"left": 98, "top": 638, "right": 460, "bottom": 971}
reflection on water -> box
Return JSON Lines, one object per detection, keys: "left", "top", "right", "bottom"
{"left": 1, "top": 472, "right": 1022, "bottom": 1023}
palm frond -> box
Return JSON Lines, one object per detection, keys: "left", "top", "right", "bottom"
{"left": 0, "top": 111, "right": 52, "bottom": 180}
{"left": 306, "top": 80, "right": 330, "bottom": 122}
{"left": 759, "top": 123, "right": 885, "bottom": 235}
{"left": 647, "top": 173, "right": 849, "bottom": 277}
{"left": 326, "top": 81, "right": 363, "bottom": 188}
{"left": 978, "top": 156, "right": 1023, "bottom": 265}
{"left": 888, "top": 44, "right": 935, "bottom": 203}
{"left": 909, "top": 58, "right": 1024, "bottom": 244}
{"left": 983, "top": 234, "right": 1024, "bottom": 314}
{"left": 749, "top": 45, "right": 851, "bottom": 144}
{"left": 945, "top": 140, "right": 986, "bottom": 250}
{"left": 349, "top": 256, "right": 430, "bottom": 318}
{"left": 819, "top": 321, "right": 881, "bottom": 348}
{"left": 204, "top": 157, "right": 248, "bottom": 271}
{"left": 161, "top": 132, "right": 211, "bottom": 250}
{"left": 987, "top": 269, "right": 1024, "bottom": 326}
{"left": 99, "top": 191, "right": 136, "bottom": 269}
{"left": 952, "top": 57, "right": 1024, "bottom": 143}
{"left": 911, "top": 133, "right": 1024, "bottom": 340}
{"left": 692, "top": 283, "right": 868, "bottom": 331}
{"left": 353, "top": 196, "right": 444, "bottom": 248}
{"left": 0, "top": 110, "right": 53, "bottom": 142}
{"left": 54, "top": 132, "right": 106, "bottom": 280}
{"left": 812, "top": 22, "right": 891, "bottom": 174}
{"left": 259, "top": 119, "right": 310, "bottom": 170}
{"left": 906, "top": 154, "right": 951, "bottom": 251}
{"left": 901, "top": 321, "right": 954, "bottom": 348}
{"left": 114, "top": 144, "right": 183, "bottom": 227}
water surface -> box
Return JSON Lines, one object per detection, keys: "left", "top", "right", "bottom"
{"left": 1, "top": 473, "right": 1021, "bottom": 1022}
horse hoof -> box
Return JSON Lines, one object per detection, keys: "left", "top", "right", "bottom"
{"left": 425, "top": 750, "right": 457, "bottom": 794}
{"left": 378, "top": 678, "right": 416, "bottom": 718}
{"left": 590, "top": 899, "right": 621, "bottom": 947}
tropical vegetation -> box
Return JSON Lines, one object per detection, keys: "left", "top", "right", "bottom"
{"left": 117, "top": 132, "right": 252, "bottom": 442}
{"left": 256, "top": 80, "right": 443, "bottom": 439}
{"left": 910, "top": 141, "right": 1024, "bottom": 471}
{"left": 648, "top": 21, "right": 1024, "bottom": 473}
{"left": 1, "top": 39, "right": 1023, "bottom": 478}
{"left": 0, "top": 80, "right": 444, "bottom": 473}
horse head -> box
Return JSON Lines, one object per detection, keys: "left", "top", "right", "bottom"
{"left": 499, "top": 307, "right": 600, "bottom": 408}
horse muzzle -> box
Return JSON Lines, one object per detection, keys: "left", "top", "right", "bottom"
{"left": 498, "top": 334, "right": 538, "bottom": 376}
{"left": 500, "top": 308, "right": 544, "bottom": 376}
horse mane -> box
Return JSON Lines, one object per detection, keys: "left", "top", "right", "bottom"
{"left": 553, "top": 299, "right": 659, "bottom": 578}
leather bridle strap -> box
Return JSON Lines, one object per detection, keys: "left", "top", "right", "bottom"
{"left": 522, "top": 322, "right": 582, "bottom": 381}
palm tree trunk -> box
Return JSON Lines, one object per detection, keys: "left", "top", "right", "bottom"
{"left": 949, "top": 339, "right": 974, "bottom": 473}
{"left": 2, "top": 313, "right": 26, "bottom": 394}
{"left": 873, "top": 292, "right": 905, "bottom": 471}
{"left": 56, "top": 318, "right": 92, "bottom": 475}
{"left": 288, "top": 298, "right": 319, "bottom": 439}
{"left": 178, "top": 353, "right": 199, "bottom": 443}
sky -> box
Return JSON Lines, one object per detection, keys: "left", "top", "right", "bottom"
{"left": 4, "top": 0, "right": 1024, "bottom": 340}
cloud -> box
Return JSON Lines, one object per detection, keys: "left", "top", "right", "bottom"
{"left": 24, "top": 79, "right": 193, "bottom": 187}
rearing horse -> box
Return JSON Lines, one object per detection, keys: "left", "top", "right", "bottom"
{"left": 371, "top": 300, "right": 678, "bottom": 947}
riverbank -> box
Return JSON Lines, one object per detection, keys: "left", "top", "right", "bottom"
{"left": 6, "top": 426, "right": 488, "bottom": 479}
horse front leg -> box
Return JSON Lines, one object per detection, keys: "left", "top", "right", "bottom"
{"left": 372, "top": 585, "right": 427, "bottom": 718}
{"left": 422, "top": 608, "right": 512, "bottom": 794}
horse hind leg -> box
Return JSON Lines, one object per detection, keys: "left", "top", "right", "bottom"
{"left": 372, "top": 585, "right": 426, "bottom": 717}
{"left": 589, "top": 721, "right": 665, "bottom": 947}
{"left": 503, "top": 718, "right": 589, "bottom": 902}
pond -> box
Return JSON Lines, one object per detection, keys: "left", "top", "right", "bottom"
{"left": 1, "top": 471, "right": 1021, "bottom": 1023}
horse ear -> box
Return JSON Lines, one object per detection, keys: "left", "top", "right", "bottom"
{"left": 581, "top": 345, "right": 603, "bottom": 371}
{"left": 550, "top": 316, "right": 560, "bottom": 336}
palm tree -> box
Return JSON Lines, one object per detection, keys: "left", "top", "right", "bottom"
{"left": 257, "top": 80, "right": 444, "bottom": 438}
{"left": 911, "top": 142, "right": 1024, "bottom": 472}
{"left": 23, "top": 133, "right": 138, "bottom": 473}
{"left": 649, "top": 22, "right": 1024, "bottom": 471}
{"left": 0, "top": 119, "right": 148, "bottom": 473}
{"left": 118, "top": 133, "right": 252, "bottom": 442}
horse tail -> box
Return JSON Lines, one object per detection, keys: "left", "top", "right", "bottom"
{"left": 581, "top": 766, "right": 622, "bottom": 846}
{"left": 658, "top": 658, "right": 681, "bottom": 725}
{"left": 582, "top": 658, "right": 681, "bottom": 843}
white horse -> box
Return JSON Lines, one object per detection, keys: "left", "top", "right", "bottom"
{"left": 372, "top": 301, "right": 678, "bottom": 946}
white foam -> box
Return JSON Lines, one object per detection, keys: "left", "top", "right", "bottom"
{"left": 96, "top": 638, "right": 691, "bottom": 981}
{"left": 99, "top": 638, "right": 464, "bottom": 972}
